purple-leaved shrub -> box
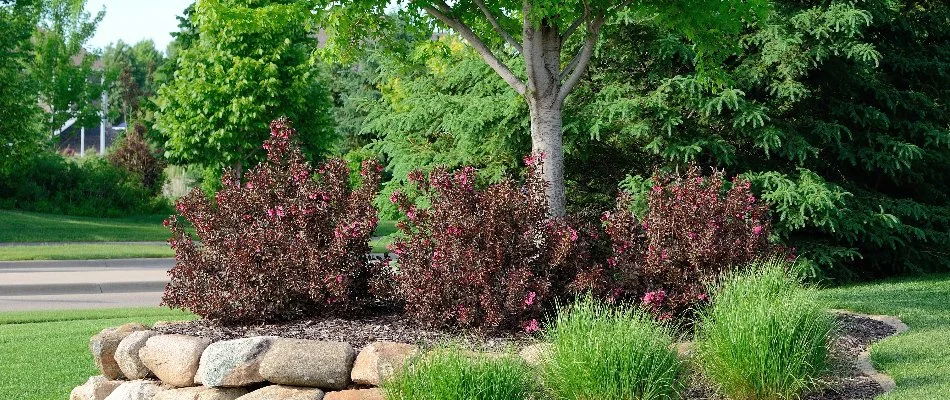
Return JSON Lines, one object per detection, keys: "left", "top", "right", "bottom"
{"left": 162, "top": 117, "right": 384, "bottom": 323}
{"left": 387, "top": 155, "right": 590, "bottom": 332}
{"left": 602, "top": 167, "right": 783, "bottom": 321}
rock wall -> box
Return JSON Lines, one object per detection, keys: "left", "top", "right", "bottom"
{"left": 73, "top": 322, "right": 417, "bottom": 400}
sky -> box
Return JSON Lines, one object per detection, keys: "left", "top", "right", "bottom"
{"left": 86, "top": 0, "right": 193, "bottom": 53}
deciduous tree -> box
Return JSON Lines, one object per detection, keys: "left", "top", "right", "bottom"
{"left": 154, "top": 0, "right": 335, "bottom": 179}
{"left": 319, "top": 0, "right": 769, "bottom": 215}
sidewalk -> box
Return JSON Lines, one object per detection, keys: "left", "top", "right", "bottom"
{"left": 0, "top": 258, "right": 172, "bottom": 296}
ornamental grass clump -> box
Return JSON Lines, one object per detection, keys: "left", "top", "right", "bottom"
{"left": 602, "top": 167, "right": 783, "bottom": 320}
{"left": 383, "top": 348, "right": 540, "bottom": 400}
{"left": 697, "top": 259, "right": 834, "bottom": 400}
{"left": 162, "top": 117, "right": 384, "bottom": 323}
{"left": 388, "top": 155, "right": 590, "bottom": 332}
{"left": 540, "top": 297, "right": 684, "bottom": 400}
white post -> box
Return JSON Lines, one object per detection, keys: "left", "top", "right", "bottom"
{"left": 80, "top": 127, "right": 85, "bottom": 157}
{"left": 100, "top": 76, "right": 107, "bottom": 155}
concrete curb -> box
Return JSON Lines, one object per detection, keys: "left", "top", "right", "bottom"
{"left": 832, "top": 309, "right": 909, "bottom": 394}
{"left": 0, "top": 258, "right": 175, "bottom": 270}
{"left": 0, "top": 241, "right": 169, "bottom": 247}
{"left": 0, "top": 281, "right": 168, "bottom": 296}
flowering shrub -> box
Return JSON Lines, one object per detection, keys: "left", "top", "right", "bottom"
{"left": 603, "top": 167, "right": 782, "bottom": 320}
{"left": 388, "top": 155, "right": 586, "bottom": 332}
{"left": 162, "top": 117, "right": 383, "bottom": 323}
{"left": 107, "top": 123, "right": 167, "bottom": 194}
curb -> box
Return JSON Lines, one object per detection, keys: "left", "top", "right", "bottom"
{"left": 832, "top": 309, "right": 909, "bottom": 394}
{"left": 0, "top": 258, "right": 175, "bottom": 270}
{"left": 0, "top": 281, "right": 168, "bottom": 296}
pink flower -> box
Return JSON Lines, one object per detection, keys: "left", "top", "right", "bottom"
{"left": 642, "top": 290, "right": 667, "bottom": 306}
{"left": 524, "top": 319, "right": 540, "bottom": 333}
{"left": 660, "top": 249, "right": 668, "bottom": 260}
{"left": 389, "top": 191, "right": 401, "bottom": 205}
{"left": 569, "top": 228, "right": 578, "bottom": 242}
{"left": 607, "top": 257, "right": 617, "bottom": 267}
{"left": 753, "top": 225, "right": 763, "bottom": 235}
{"left": 697, "top": 293, "right": 709, "bottom": 301}
{"left": 336, "top": 275, "right": 343, "bottom": 284}
{"left": 524, "top": 291, "right": 536, "bottom": 306}
{"left": 687, "top": 232, "right": 697, "bottom": 239}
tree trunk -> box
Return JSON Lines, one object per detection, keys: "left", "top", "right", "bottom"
{"left": 524, "top": 18, "right": 568, "bottom": 217}
{"left": 529, "top": 100, "right": 566, "bottom": 216}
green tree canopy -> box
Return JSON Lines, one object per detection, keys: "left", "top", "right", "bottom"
{"left": 318, "top": 0, "right": 770, "bottom": 216}
{"left": 0, "top": 0, "right": 44, "bottom": 173}
{"left": 31, "top": 0, "right": 104, "bottom": 136}
{"left": 154, "top": 0, "right": 335, "bottom": 176}
{"left": 332, "top": 0, "right": 950, "bottom": 279}
{"left": 102, "top": 39, "right": 165, "bottom": 124}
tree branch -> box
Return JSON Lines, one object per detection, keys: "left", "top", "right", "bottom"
{"left": 472, "top": 0, "right": 523, "bottom": 54}
{"left": 423, "top": 5, "right": 527, "bottom": 95}
{"left": 561, "top": 17, "right": 583, "bottom": 43}
{"left": 557, "top": 13, "right": 605, "bottom": 105}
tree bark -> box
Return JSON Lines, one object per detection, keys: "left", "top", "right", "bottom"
{"left": 529, "top": 100, "right": 566, "bottom": 216}
{"left": 524, "top": 17, "right": 568, "bottom": 216}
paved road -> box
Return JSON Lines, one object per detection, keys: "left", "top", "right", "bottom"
{"left": 0, "top": 258, "right": 172, "bottom": 312}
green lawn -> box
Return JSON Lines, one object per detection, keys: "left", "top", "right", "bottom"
{"left": 0, "top": 209, "right": 396, "bottom": 244}
{"left": 817, "top": 274, "right": 950, "bottom": 399}
{"left": 0, "top": 307, "right": 195, "bottom": 400}
{"left": 0, "top": 244, "right": 174, "bottom": 261}
{"left": 0, "top": 210, "right": 173, "bottom": 243}
{"left": 375, "top": 219, "right": 398, "bottom": 237}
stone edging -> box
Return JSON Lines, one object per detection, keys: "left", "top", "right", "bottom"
{"left": 831, "top": 309, "right": 909, "bottom": 394}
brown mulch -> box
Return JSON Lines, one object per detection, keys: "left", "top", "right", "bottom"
{"left": 154, "top": 311, "right": 897, "bottom": 399}
{"left": 153, "top": 312, "right": 536, "bottom": 352}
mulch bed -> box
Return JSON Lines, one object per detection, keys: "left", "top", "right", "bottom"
{"left": 154, "top": 311, "right": 897, "bottom": 399}
{"left": 153, "top": 312, "right": 536, "bottom": 352}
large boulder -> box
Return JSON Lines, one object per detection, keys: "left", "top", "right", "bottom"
{"left": 103, "top": 380, "right": 167, "bottom": 400}
{"left": 323, "top": 389, "right": 385, "bottom": 400}
{"left": 90, "top": 323, "right": 149, "bottom": 379}
{"left": 69, "top": 375, "right": 123, "bottom": 400}
{"left": 139, "top": 335, "right": 212, "bottom": 388}
{"left": 152, "top": 386, "right": 248, "bottom": 400}
{"left": 196, "top": 336, "right": 275, "bottom": 387}
{"left": 116, "top": 331, "right": 160, "bottom": 379}
{"left": 350, "top": 342, "right": 418, "bottom": 386}
{"left": 236, "top": 385, "right": 325, "bottom": 400}
{"left": 259, "top": 339, "right": 355, "bottom": 390}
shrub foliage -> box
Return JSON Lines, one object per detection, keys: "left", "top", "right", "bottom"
{"left": 388, "top": 156, "right": 584, "bottom": 331}
{"left": 107, "top": 123, "right": 166, "bottom": 194}
{"left": 162, "top": 118, "right": 383, "bottom": 323}
{"left": 0, "top": 153, "right": 166, "bottom": 217}
{"left": 602, "top": 167, "right": 780, "bottom": 320}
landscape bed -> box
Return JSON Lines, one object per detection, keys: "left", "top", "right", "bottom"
{"left": 67, "top": 311, "right": 899, "bottom": 400}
